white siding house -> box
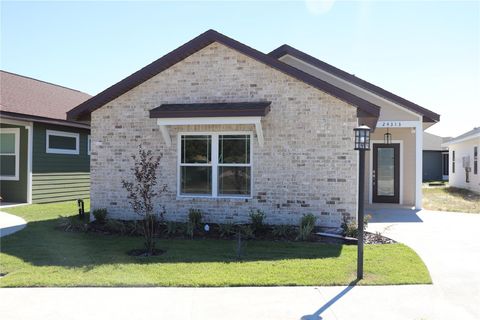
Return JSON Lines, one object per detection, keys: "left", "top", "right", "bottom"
{"left": 442, "top": 128, "right": 480, "bottom": 193}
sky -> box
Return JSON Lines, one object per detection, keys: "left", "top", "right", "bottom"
{"left": 1, "top": 0, "right": 479, "bottom": 137}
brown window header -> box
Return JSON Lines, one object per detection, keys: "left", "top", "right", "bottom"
{"left": 149, "top": 102, "right": 271, "bottom": 118}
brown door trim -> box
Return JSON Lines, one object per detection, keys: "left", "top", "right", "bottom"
{"left": 373, "top": 143, "right": 400, "bottom": 203}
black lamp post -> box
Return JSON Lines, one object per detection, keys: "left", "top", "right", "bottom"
{"left": 354, "top": 125, "right": 371, "bottom": 280}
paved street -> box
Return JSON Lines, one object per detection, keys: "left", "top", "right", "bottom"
{"left": 1, "top": 208, "right": 479, "bottom": 319}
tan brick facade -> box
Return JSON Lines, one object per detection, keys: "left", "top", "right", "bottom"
{"left": 90, "top": 42, "right": 358, "bottom": 227}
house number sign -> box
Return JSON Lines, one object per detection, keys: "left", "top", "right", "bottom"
{"left": 378, "top": 121, "right": 403, "bottom": 128}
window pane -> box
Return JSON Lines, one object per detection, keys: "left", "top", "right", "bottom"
{"left": 219, "top": 135, "right": 250, "bottom": 164}
{"left": 218, "top": 166, "right": 251, "bottom": 196}
{"left": 181, "top": 135, "right": 211, "bottom": 164}
{"left": 0, "top": 133, "right": 16, "bottom": 154}
{"left": 377, "top": 147, "right": 395, "bottom": 196}
{"left": 49, "top": 135, "right": 77, "bottom": 150}
{"left": 0, "top": 155, "right": 16, "bottom": 176}
{"left": 181, "top": 166, "right": 212, "bottom": 195}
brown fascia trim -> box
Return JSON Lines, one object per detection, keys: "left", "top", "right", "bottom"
{"left": 67, "top": 29, "right": 380, "bottom": 121}
{"left": 150, "top": 102, "right": 271, "bottom": 118}
{"left": 0, "top": 111, "right": 90, "bottom": 130}
{"left": 269, "top": 44, "right": 440, "bottom": 123}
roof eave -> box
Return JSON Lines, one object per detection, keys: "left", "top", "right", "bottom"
{"left": 270, "top": 44, "right": 440, "bottom": 123}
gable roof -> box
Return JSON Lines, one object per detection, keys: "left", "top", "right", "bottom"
{"left": 0, "top": 70, "right": 91, "bottom": 123}
{"left": 269, "top": 45, "right": 440, "bottom": 123}
{"left": 67, "top": 29, "right": 380, "bottom": 121}
{"left": 442, "top": 127, "right": 480, "bottom": 146}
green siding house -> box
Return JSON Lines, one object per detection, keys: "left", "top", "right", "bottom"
{"left": 0, "top": 71, "right": 91, "bottom": 203}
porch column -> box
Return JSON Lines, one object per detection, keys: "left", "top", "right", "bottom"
{"left": 415, "top": 122, "right": 423, "bottom": 209}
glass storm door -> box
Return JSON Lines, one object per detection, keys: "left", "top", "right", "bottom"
{"left": 373, "top": 143, "right": 400, "bottom": 203}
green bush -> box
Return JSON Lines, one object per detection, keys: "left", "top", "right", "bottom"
{"left": 124, "top": 220, "right": 142, "bottom": 236}
{"left": 57, "top": 215, "right": 89, "bottom": 233}
{"left": 186, "top": 222, "right": 195, "bottom": 239}
{"left": 188, "top": 209, "right": 203, "bottom": 229}
{"left": 238, "top": 224, "right": 255, "bottom": 239}
{"left": 296, "top": 214, "right": 317, "bottom": 241}
{"left": 249, "top": 209, "right": 266, "bottom": 233}
{"left": 92, "top": 208, "right": 108, "bottom": 224}
{"left": 272, "top": 225, "right": 294, "bottom": 239}
{"left": 165, "top": 221, "right": 178, "bottom": 237}
{"left": 218, "top": 223, "right": 235, "bottom": 238}
{"left": 105, "top": 219, "right": 126, "bottom": 235}
{"left": 341, "top": 214, "right": 371, "bottom": 238}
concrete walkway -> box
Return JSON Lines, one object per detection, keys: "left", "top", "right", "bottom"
{"left": 1, "top": 209, "right": 479, "bottom": 319}
{"left": 0, "top": 211, "right": 26, "bottom": 237}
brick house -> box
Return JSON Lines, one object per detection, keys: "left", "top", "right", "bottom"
{"left": 67, "top": 30, "right": 440, "bottom": 226}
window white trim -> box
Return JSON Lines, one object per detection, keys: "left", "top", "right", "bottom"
{"left": 46, "top": 130, "right": 79, "bottom": 155}
{"left": 177, "top": 131, "right": 253, "bottom": 199}
{"left": 157, "top": 117, "right": 264, "bottom": 147}
{"left": 87, "top": 135, "right": 91, "bottom": 155}
{"left": 0, "top": 128, "right": 20, "bottom": 181}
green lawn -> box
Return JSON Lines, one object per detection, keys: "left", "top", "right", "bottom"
{"left": 423, "top": 186, "right": 480, "bottom": 213}
{"left": 0, "top": 201, "right": 431, "bottom": 287}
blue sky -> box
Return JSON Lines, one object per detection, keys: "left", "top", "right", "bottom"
{"left": 1, "top": 1, "right": 478, "bottom": 137}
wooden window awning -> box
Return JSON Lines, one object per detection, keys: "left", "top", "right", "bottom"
{"left": 149, "top": 102, "right": 271, "bottom": 147}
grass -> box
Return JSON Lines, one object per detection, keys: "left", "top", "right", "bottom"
{"left": 0, "top": 201, "right": 431, "bottom": 287}
{"left": 423, "top": 185, "right": 480, "bottom": 213}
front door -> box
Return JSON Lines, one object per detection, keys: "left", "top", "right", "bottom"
{"left": 373, "top": 143, "right": 400, "bottom": 203}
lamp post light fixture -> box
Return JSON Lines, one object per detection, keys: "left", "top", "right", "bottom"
{"left": 353, "top": 125, "right": 371, "bottom": 280}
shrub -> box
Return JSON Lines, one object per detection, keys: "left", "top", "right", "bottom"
{"left": 238, "top": 224, "right": 255, "bottom": 239}
{"left": 92, "top": 208, "right": 108, "bottom": 224}
{"left": 218, "top": 223, "right": 235, "bottom": 238}
{"left": 296, "top": 213, "right": 317, "bottom": 241}
{"left": 186, "top": 222, "right": 195, "bottom": 239}
{"left": 249, "top": 209, "right": 266, "bottom": 233}
{"left": 124, "top": 220, "right": 142, "bottom": 236}
{"left": 341, "top": 214, "right": 372, "bottom": 238}
{"left": 105, "top": 219, "right": 126, "bottom": 234}
{"left": 188, "top": 209, "right": 203, "bottom": 229}
{"left": 57, "top": 215, "right": 89, "bottom": 233}
{"left": 164, "top": 221, "right": 179, "bottom": 237}
{"left": 272, "top": 225, "right": 294, "bottom": 239}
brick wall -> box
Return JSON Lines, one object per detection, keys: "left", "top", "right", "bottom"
{"left": 90, "top": 42, "right": 358, "bottom": 227}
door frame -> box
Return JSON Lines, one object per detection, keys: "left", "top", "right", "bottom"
{"left": 369, "top": 140, "right": 403, "bottom": 205}
{"left": 441, "top": 151, "right": 449, "bottom": 181}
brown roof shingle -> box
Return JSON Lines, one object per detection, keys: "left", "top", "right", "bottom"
{"left": 0, "top": 70, "right": 91, "bottom": 121}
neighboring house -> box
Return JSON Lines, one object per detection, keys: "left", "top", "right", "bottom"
{"left": 423, "top": 132, "right": 451, "bottom": 181}
{"left": 67, "top": 30, "right": 440, "bottom": 226}
{"left": 0, "top": 71, "right": 91, "bottom": 203}
{"left": 442, "top": 127, "right": 480, "bottom": 193}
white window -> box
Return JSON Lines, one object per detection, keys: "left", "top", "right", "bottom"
{"left": 0, "top": 128, "right": 20, "bottom": 181}
{"left": 87, "top": 135, "right": 91, "bottom": 155}
{"left": 178, "top": 132, "right": 252, "bottom": 198}
{"left": 46, "top": 130, "right": 79, "bottom": 155}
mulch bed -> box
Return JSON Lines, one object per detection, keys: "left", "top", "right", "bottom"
{"left": 58, "top": 217, "right": 396, "bottom": 245}
{"left": 127, "top": 248, "right": 166, "bottom": 257}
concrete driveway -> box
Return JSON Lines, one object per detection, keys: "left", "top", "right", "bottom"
{"left": 1, "top": 209, "right": 479, "bottom": 319}
{"left": 0, "top": 211, "right": 26, "bottom": 237}
{"left": 367, "top": 207, "right": 480, "bottom": 319}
